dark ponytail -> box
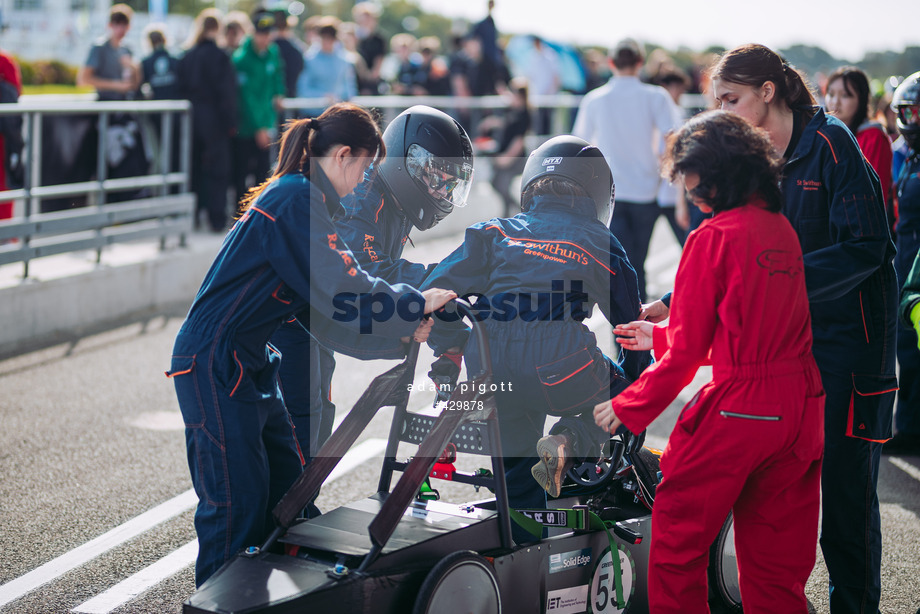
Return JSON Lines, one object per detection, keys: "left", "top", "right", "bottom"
{"left": 710, "top": 43, "right": 816, "bottom": 110}
{"left": 238, "top": 102, "right": 385, "bottom": 213}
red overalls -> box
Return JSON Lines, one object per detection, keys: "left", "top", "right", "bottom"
{"left": 612, "top": 200, "right": 825, "bottom": 614}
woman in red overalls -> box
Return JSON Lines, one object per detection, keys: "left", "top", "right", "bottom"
{"left": 594, "top": 111, "right": 825, "bottom": 614}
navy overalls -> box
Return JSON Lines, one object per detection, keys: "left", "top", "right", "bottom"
{"left": 167, "top": 168, "right": 422, "bottom": 585}
{"left": 422, "top": 195, "right": 651, "bottom": 534}
{"left": 782, "top": 108, "right": 898, "bottom": 614}
{"left": 271, "top": 175, "right": 445, "bottom": 469}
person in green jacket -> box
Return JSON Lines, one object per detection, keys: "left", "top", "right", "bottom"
{"left": 230, "top": 8, "right": 286, "bottom": 209}
{"left": 902, "top": 253, "right": 920, "bottom": 349}
{"left": 899, "top": 247, "right": 920, "bottom": 453}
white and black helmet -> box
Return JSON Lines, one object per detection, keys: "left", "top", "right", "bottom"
{"left": 520, "top": 135, "right": 614, "bottom": 225}
{"left": 376, "top": 105, "right": 474, "bottom": 231}
{"left": 892, "top": 71, "right": 920, "bottom": 150}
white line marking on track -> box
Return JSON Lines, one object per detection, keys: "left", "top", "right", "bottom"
{"left": 0, "top": 489, "right": 197, "bottom": 608}
{"left": 67, "top": 438, "right": 388, "bottom": 614}
{"left": 327, "top": 437, "right": 388, "bottom": 482}
{"left": 70, "top": 541, "right": 199, "bottom": 614}
{"left": 889, "top": 457, "right": 920, "bottom": 483}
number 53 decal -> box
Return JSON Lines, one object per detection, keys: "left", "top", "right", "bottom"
{"left": 591, "top": 546, "right": 636, "bottom": 613}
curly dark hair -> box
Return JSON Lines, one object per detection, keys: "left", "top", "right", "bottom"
{"left": 663, "top": 110, "right": 783, "bottom": 213}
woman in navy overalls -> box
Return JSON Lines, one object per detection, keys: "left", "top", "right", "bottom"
{"left": 166, "top": 103, "right": 456, "bottom": 585}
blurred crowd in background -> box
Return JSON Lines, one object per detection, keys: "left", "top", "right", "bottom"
{"left": 0, "top": 0, "right": 913, "bottom": 232}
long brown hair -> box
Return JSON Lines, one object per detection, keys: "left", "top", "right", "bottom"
{"left": 185, "top": 8, "right": 222, "bottom": 49}
{"left": 238, "top": 103, "right": 385, "bottom": 213}
{"left": 710, "top": 43, "right": 816, "bottom": 110}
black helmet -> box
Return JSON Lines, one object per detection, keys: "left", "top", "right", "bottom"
{"left": 376, "top": 105, "right": 474, "bottom": 231}
{"left": 520, "top": 135, "right": 614, "bottom": 225}
{"left": 892, "top": 71, "right": 920, "bottom": 150}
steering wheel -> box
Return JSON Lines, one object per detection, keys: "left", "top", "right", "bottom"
{"left": 565, "top": 436, "right": 627, "bottom": 489}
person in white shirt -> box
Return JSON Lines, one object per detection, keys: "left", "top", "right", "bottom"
{"left": 573, "top": 38, "right": 680, "bottom": 301}
{"left": 524, "top": 35, "right": 561, "bottom": 135}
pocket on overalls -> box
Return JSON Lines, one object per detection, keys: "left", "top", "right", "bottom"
{"left": 271, "top": 282, "right": 296, "bottom": 305}
{"left": 847, "top": 374, "right": 897, "bottom": 441}
{"left": 718, "top": 404, "right": 782, "bottom": 421}
{"left": 536, "top": 347, "right": 607, "bottom": 415}
{"left": 166, "top": 354, "right": 204, "bottom": 427}
{"left": 167, "top": 353, "right": 228, "bottom": 506}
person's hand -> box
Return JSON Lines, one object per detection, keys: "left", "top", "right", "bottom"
{"left": 594, "top": 400, "right": 623, "bottom": 434}
{"left": 675, "top": 176, "right": 690, "bottom": 230}
{"left": 255, "top": 129, "right": 271, "bottom": 150}
{"left": 411, "top": 318, "right": 434, "bottom": 343}
{"left": 613, "top": 320, "right": 655, "bottom": 351}
{"left": 675, "top": 198, "right": 690, "bottom": 230}
{"left": 638, "top": 299, "right": 669, "bottom": 323}
{"left": 493, "top": 154, "right": 511, "bottom": 169}
{"left": 421, "top": 288, "right": 457, "bottom": 314}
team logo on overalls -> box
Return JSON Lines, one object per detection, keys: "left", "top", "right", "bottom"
{"left": 756, "top": 249, "right": 803, "bottom": 276}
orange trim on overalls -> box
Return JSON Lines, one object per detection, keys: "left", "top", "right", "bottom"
{"left": 229, "top": 351, "right": 244, "bottom": 397}
{"left": 816, "top": 131, "right": 839, "bottom": 164}
{"left": 858, "top": 291, "right": 870, "bottom": 344}
{"left": 165, "top": 355, "right": 196, "bottom": 378}
{"left": 272, "top": 283, "right": 292, "bottom": 304}
{"left": 483, "top": 225, "right": 617, "bottom": 277}
{"left": 250, "top": 206, "right": 277, "bottom": 222}
{"left": 544, "top": 359, "right": 593, "bottom": 386}
{"left": 373, "top": 196, "right": 385, "bottom": 223}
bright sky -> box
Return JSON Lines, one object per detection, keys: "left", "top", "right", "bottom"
{"left": 417, "top": 0, "right": 920, "bottom": 63}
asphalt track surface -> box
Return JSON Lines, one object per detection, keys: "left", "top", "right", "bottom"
{"left": 1, "top": 209, "right": 919, "bottom": 613}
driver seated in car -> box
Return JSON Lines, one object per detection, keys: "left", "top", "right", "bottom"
{"left": 422, "top": 135, "right": 651, "bottom": 541}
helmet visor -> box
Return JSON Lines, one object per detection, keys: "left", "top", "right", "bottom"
{"left": 406, "top": 143, "right": 474, "bottom": 208}
{"left": 897, "top": 104, "right": 920, "bottom": 127}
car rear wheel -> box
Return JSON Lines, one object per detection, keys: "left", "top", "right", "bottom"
{"left": 412, "top": 551, "right": 501, "bottom": 614}
{"left": 708, "top": 512, "right": 743, "bottom": 613}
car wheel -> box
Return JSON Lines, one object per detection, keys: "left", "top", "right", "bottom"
{"left": 412, "top": 551, "right": 501, "bottom": 614}
{"left": 708, "top": 512, "right": 743, "bottom": 613}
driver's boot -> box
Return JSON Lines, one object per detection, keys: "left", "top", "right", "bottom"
{"left": 531, "top": 433, "right": 574, "bottom": 498}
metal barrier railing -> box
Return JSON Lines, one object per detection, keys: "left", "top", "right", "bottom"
{"left": 0, "top": 92, "right": 709, "bottom": 280}
{"left": 0, "top": 99, "right": 193, "bottom": 278}
{"left": 279, "top": 92, "right": 585, "bottom": 139}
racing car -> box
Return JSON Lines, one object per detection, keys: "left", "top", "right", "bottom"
{"left": 184, "top": 300, "right": 742, "bottom": 613}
